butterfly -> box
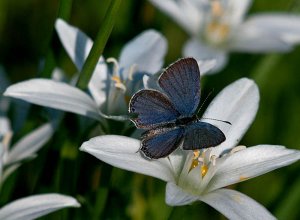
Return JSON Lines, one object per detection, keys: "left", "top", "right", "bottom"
{"left": 129, "top": 57, "right": 226, "bottom": 159}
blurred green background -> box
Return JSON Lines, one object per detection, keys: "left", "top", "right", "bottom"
{"left": 1, "top": 0, "right": 300, "bottom": 219}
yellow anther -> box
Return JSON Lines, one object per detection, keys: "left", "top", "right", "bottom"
{"left": 111, "top": 75, "right": 122, "bottom": 84}
{"left": 201, "top": 164, "right": 208, "bottom": 177}
{"left": 111, "top": 76, "right": 126, "bottom": 91}
{"left": 193, "top": 150, "right": 200, "bottom": 159}
{"left": 189, "top": 159, "right": 199, "bottom": 173}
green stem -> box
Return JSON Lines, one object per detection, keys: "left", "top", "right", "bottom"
{"left": 76, "top": 0, "right": 122, "bottom": 89}
{"left": 57, "top": 0, "right": 73, "bottom": 20}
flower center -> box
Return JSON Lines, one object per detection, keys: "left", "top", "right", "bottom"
{"left": 203, "top": 0, "right": 230, "bottom": 46}
{"left": 189, "top": 149, "right": 215, "bottom": 178}
{"left": 188, "top": 145, "right": 247, "bottom": 179}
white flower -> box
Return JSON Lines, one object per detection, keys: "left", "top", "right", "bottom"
{"left": 0, "top": 193, "right": 80, "bottom": 220}
{"left": 3, "top": 19, "right": 168, "bottom": 122}
{"left": 4, "top": 20, "right": 217, "bottom": 122}
{"left": 148, "top": 0, "right": 300, "bottom": 72}
{"left": 80, "top": 78, "right": 300, "bottom": 219}
{"left": 0, "top": 116, "right": 54, "bottom": 184}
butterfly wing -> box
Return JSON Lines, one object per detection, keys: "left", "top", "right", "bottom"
{"left": 158, "top": 58, "right": 201, "bottom": 116}
{"left": 182, "top": 121, "right": 225, "bottom": 150}
{"left": 129, "top": 89, "right": 180, "bottom": 129}
{"left": 141, "top": 127, "right": 184, "bottom": 159}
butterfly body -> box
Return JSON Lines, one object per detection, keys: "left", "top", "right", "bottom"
{"left": 129, "top": 58, "right": 226, "bottom": 159}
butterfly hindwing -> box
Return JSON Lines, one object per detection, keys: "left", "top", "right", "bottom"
{"left": 129, "top": 89, "right": 180, "bottom": 129}
{"left": 158, "top": 58, "right": 201, "bottom": 116}
{"left": 182, "top": 121, "right": 225, "bottom": 150}
{"left": 141, "top": 127, "right": 184, "bottom": 159}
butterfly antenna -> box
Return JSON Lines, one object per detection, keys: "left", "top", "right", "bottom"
{"left": 201, "top": 117, "right": 232, "bottom": 125}
{"left": 197, "top": 89, "right": 214, "bottom": 114}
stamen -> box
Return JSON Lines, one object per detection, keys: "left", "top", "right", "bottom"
{"left": 188, "top": 159, "right": 200, "bottom": 173}
{"left": 210, "top": 155, "right": 217, "bottom": 166}
{"left": 107, "top": 58, "right": 127, "bottom": 92}
{"left": 201, "top": 164, "right": 208, "bottom": 177}
{"left": 107, "top": 57, "right": 120, "bottom": 76}
{"left": 188, "top": 150, "right": 201, "bottom": 172}
{"left": 127, "top": 64, "right": 138, "bottom": 81}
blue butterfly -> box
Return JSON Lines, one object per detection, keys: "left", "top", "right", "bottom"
{"left": 129, "top": 58, "right": 226, "bottom": 159}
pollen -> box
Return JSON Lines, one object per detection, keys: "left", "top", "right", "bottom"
{"left": 201, "top": 164, "right": 208, "bottom": 177}
{"left": 189, "top": 159, "right": 199, "bottom": 173}
{"left": 111, "top": 75, "right": 122, "bottom": 84}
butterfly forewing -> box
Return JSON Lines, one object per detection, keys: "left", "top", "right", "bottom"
{"left": 182, "top": 121, "right": 225, "bottom": 150}
{"left": 141, "top": 127, "right": 184, "bottom": 159}
{"left": 158, "top": 58, "right": 201, "bottom": 116}
{"left": 129, "top": 89, "right": 180, "bottom": 129}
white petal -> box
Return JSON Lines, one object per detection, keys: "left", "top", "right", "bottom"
{"left": 200, "top": 189, "right": 275, "bottom": 220}
{"left": 80, "top": 135, "right": 175, "bottom": 182}
{"left": 0, "top": 116, "right": 11, "bottom": 135}
{"left": 165, "top": 182, "right": 199, "bottom": 206}
{"left": 55, "top": 19, "right": 108, "bottom": 106}
{"left": 4, "top": 79, "right": 101, "bottom": 121}
{"left": 148, "top": 0, "right": 202, "bottom": 35}
{"left": 0, "top": 194, "right": 80, "bottom": 220}
{"left": 243, "top": 13, "right": 300, "bottom": 44}
{"left": 230, "top": 23, "right": 291, "bottom": 52}
{"left": 55, "top": 18, "right": 92, "bottom": 70}
{"left": 119, "top": 30, "right": 167, "bottom": 75}
{"left": 227, "top": 0, "right": 253, "bottom": 26}
{"left": 183, "top": 38, "right": 228, "bottom": 73}
{"left": 206, "top": 145, "right": 300, "bottom": 192}
{"left": 202, "top": 78, "right": 259, "bottom": 156}
{"left": 88, "top": 56, "right": 109, "bottom": 107}
{"left": 4, "top": 123, "right": 55, "bottom": 165}
{"left": 197, "top": 59, "right": 217, "bottom": 76}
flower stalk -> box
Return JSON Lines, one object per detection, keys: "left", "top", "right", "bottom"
{"left": 76, "top": 0, "right": 122, "bottom": 89}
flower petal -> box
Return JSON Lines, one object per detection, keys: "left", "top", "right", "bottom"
{"left": 4, "top": 122, "right": 55, "bottom": 166}
{"left": 4, "top": 79, "right": 101, "bottom": 121}
{"left": 230, "top": 22, "right": 291, "bottom": 52}
{"left": 227, "top": 0, "right": 253, "bottom": 26}
{"left": 80, "top": 135, "right": 175, "bottom": 182}
{"left": 197, "top": 59, "right": 217, "bottom": 76}
{"left": 88, "top": 56, "right": 109, "bottom": 107}
{"left": 0, "top": 193, "right": 80, "bottom": 220}
{"left": 202, "top": 78, "right": 259, "bottom": 156}
{"left": 242, "top": 13, "right": 300, "bottom": 45}
{"left": 119, "top": 30, "right": 167, "bottom": 75}
{"left": 165, "top": 182, "right": 199, "bottom": 206}
{"left": 148, "top": 0, "right": 202, "bottom": 35}
{"left": 0, "top": 116, "right": 11, "bottom": 135}
{"left": 183, "top": 38, "right": 228, "bottom": 73}
{"left": 55, "top": 18, "right": 108, "bottom": 106}
{"left": 200, "top": 189, "right": 275, "bottom": 220}
{"left": 55, "top": 18, "right": 92, "bottom": 70}
{"left": 206, "top": 145, "right": 300, "bottom": 192}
